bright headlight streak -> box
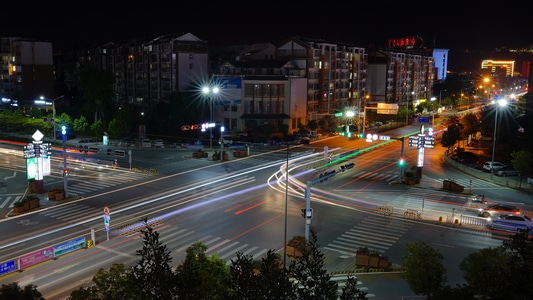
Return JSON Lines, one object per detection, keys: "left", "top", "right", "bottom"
{"left": 0, "top": 158, "right": 286, "bottom": 250}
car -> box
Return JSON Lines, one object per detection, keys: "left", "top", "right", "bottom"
{"left": 452, "top": 151, "right": 477, "bottom": 163}
{"left": 482, "top": 161, "right": 506, "bottom": 172}
{"left": 269, "top": 136, "right": 283, "bottom": 146}
{"left": 300, "top": 136, "right": 310, "bottom": 144}
{"left": 475, "top": 159, "right": 487, "bottom": 169}
{"left": 221, "top": 134, "right": 234, "bottom": 146}
{"left": 118, "top": 137, "right": 135, "bottom": 147}
{"left": 495, "top": 166, "right": 520, "bottom": 177}
{"left": 488, "top": 214, "right": 533, "bottom": 234}
{"left": 527, "top": 176, "right": 533, "bottom": 186}
{"left": 153, "top": 139, "right": 164, "bottom": 148}
{"left": 141, "top": 138, "right": 151, "bottom": 148}
{"left": 478, "top": 203, "right": 521, "bottom": 218}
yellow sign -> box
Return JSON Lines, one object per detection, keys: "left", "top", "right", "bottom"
{"left": 377, "top": 103, "right": 398, "bottom": 114}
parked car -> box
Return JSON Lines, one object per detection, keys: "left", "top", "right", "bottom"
{"left": 482, "top": 161, "right": 506, "bottom": 172}
{"left": 153, "top": 139, "right": 165, "bottom": 148}
{"left": 300, "top": 136, "right": 310, "bottom": 144}
{"left": 475, "top": 159, "right": 487, "bottom": 170}
{"left": 118, "top": 137, "right": 135, "bottom": 147}
{"left": 527, "top": 176, "right": 533, "bottom": 186}
{"left": 269, "top": 136, "right": 283, "bottom": 146}
{"left": 478, "top": 203, "right": 521, "bottom": 218}
{"left": 452, "top": 151, "right": 477, "bottom": 163}
{"left": 488, "top": 214, "right": 533, "bottom": 234}
{"left": 495, "top": 166, "right": 520, "bottom": 177}
{"left": 141, "top": 138, "right": 151, "bottom": 148}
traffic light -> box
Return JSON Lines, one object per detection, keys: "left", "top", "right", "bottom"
{"left": 63, "top": 169, "right": 70, "bottom": 177}
{"left": 301, "top": 208, "right": 306, "bottom": 218}
{"left": 398, "top": 158, "right": 405, "bottom": 166}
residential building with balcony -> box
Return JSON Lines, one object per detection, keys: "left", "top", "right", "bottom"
{"left": 65, "top": 32, "right": 209, "bottom": 114}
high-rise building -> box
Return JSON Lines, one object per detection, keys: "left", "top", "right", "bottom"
{"left": 0, "top": 37, "right": 55, "bottom": 100}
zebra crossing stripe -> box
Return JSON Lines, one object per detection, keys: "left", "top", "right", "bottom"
{"left": 1, "top": 196, "right": 22, "bottom": 209}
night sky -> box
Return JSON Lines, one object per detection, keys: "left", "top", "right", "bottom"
{"left": 6, "top": 1, "right": 532, "bottom": 72}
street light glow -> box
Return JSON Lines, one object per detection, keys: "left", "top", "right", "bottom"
{"left": 201, "top": 85, "right": 221, "bottom": 149}
{"left": 490, "top": 98, "right": 508, "bottom": 179}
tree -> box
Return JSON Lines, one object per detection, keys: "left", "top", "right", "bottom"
{"left": 231, "top": 249, "right": 292, "bottom": 299}
{"left": 130, "top": 220, "right": 177, "bottom": 300}
{"left": 256, "top": 250, "right": 293, "bottom": 299}
{"left": 510, "top": 149, "right": 532, "bottom": 187}
{"left": 459, "top": 112, "right": 480, "bottom": 142}
{"left": 230, "top": 251, "right": 261, "bottom": 299}
{"left": 287, "top": 230, "right": 341, "bottom": 299}
{"left": 501, "top": 228, "right": 533, "bottom": 299}
{"left": 80, "top": 69, "right": 115, "bottom": 124}
{"left": 0, "top": 282, "right": 44, "bottom": 300}
{"left": 175, "top": 241, "right": 233, "bottom": 299}
{"left": 401, "top": 241, "right": 447, "bottom": 299}
{"left": 69, "top": 263, "right": 141, "bottom": 300}
{"left": 90, "top": 120, "right": 104, "bottom": 142}
{"left": 339, "top": 275, "right": 369, "bottom": 300}
{"left": 441, "top": 123, "right": 462, "bottom": 150}
{"left": 110, "top": 106, "right": 135, "bottom": 138}
{"left": 57, "top": 112, "right": 73, "bottom": 131}
{"left": 73, "top": 115, "right": 90, "bottom": 136}
{"left": 459, "top": 246, "right": 511, "bottom": 299}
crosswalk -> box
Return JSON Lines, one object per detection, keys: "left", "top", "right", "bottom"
{"left": 38, "top": 202, "right": 272, "bottom": 267}
{"left": 331, "top": 274, "right": 374, "bottom": 298}
{"left": 31, "top": 200, "right": 383, "bottom": 298}
{"left": 0, "top": 170, "right": 153, "bottom": 209}
{"left": 0, "top": 195, "right": 23, "bottom": 209}
{"left": 324, "top": 214, "right": 412, "bottom": 257}
{"left": 350, "top": 171, "right": 502, "bottom": 188}
{"left": 433, "top": 177, "right": 497, "bottom": 189}
{"left": 64, "top": 171, "right": 152, "bottom": 196}
{"left": 352, "top": 170, "right": 400, "bottom": 184}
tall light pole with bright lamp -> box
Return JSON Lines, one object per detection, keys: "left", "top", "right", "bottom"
{"left": 40, "top": 95, "right": 64, "bottom": 141}
{"left": 202, "top": 86, "right": 219, "bottom": 149}
{"left": 490, "top": 99, "right": 508, "bottom": 179}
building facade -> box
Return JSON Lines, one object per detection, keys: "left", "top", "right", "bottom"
{"left": 2, "top": 33, "right": 441, "bottom": 137}
{"left": 0, "top": 37, "right": 55, "bottom": 101}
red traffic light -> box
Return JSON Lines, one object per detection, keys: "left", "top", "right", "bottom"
{"left": 63, "top": 169, "right": 70, "bottom": 177}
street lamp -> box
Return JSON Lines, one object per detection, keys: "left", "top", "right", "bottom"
{"left": 202, "top": 86, "right": 219, "bottom": 149}
{"left": 40, "top": 95, "right": 64, "bottom": 141}
{"left": 345, "top": 109, "right": 355, "bottom": 138}
{"left": 490, "top": 99, "right": 508, "bottom": 179}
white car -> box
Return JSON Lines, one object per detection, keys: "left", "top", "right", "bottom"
{"left": 488, "top": 214, "right": 533, "bottom": 234}
{"left": 482, "top": 161, "right": 506, "bottom": 172}
{"left": 528, "top": 176, "right": 533, "bottom": 186}
{"left": 141, "top": 139, "right": 151, "bottom": 148}
{"left": 494, "top": 167, "right": 519, "bottom": 177}
{"left": 153, "top": 139, "right": 164, "bottom": 148}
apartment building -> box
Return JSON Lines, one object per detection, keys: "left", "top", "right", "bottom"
{"left": 2, "top": 33, "right": 438, "bottom": 137}
{"left": 276, "top": 36, "right": 366, "bottom": 122}
{"left": 0, "top": 37, "right": 55, "bottom": 102}
{"left": 72, "top": 32, "right": 209, "bottom": 111}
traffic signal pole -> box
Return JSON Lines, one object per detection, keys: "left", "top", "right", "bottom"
{"left": 391, "top": 137, "right": 405, "bottom": 183}
{"left": 61, "top": 126, "right": 69, "bottom": 198}
{"left": 303, "top": 162, "right": 354, "bottom": 241}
